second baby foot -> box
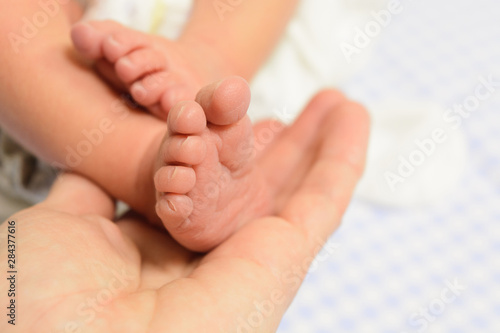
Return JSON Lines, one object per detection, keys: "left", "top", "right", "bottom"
{"left": 71, "top": 20, "right": 229, "bottom": 119}
{"left": 154, "top": 76, "right": 272, "bottom": 252}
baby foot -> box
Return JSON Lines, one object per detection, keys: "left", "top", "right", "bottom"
{"left": 154, "top": 76, "right": 272, "bottom": 252}
{"left": 71, "top": 20, "right": 229, "bottom": 119}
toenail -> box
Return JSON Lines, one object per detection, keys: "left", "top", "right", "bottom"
{"left": 107, "top": 35, "right": 121, "bottom": 48}
{"left": 176, "top": 105, "right": 186, "bottom": 122}
{"left": 131, "top": 83, "right": 147, "bottom": 99}
{"left": 74, "top": 22, "right": 94, "bottom": 35}
{"left": 180, "top": 136, "right": 192, "bottom": 149}
{"left": 180, "top": 136, "right": 203, "bottom": 151}
{"left": 118, "top": 57, "right": 134, "bottom": 70}
{"left": 166, "top": 199, "right": 176, "bottom": 212}
{"left": 169, "top": 166, "right": 178, "bottom": 180}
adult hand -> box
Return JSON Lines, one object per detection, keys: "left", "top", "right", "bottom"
{"left": 0, "top": 91, "right": 369, "bottom": 333}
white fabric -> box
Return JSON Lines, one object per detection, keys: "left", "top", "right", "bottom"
{"left": 355, "top": 101, "right": 468, "bottom": 207}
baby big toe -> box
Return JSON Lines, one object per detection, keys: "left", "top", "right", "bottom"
{"left": 196, "top": 76, "right": 250, "bottom": 126}
{"left": 130, "top": 72, "right": 169, "bottom": 106}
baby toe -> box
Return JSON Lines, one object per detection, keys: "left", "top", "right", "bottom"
{"left": 196, "top": 76, "right": 250, "bottom": 126}
{"left": 161, "top": 135, "right": 207, "bottom": 165}
{"left": 115, "top": 49, "right": 167, "bottom": 84}
{"left": 154, "top": 165, "right": 196, "bottom": 194}
{"left": 168, "top": 101, "right": 207, "bottom": 135}
{"left": 130, "top": 72, "right": 169, "bottom": 106}
{"left": 156, "top": 194, "right": 193, "bottom": 229}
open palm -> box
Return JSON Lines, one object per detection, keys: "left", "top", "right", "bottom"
{"left": 1, "top": 91, "right": 368, "bottom": 333}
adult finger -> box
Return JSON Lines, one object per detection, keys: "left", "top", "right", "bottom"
{"left": 280, "top": 97, "right": 370, "bottom": 243}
